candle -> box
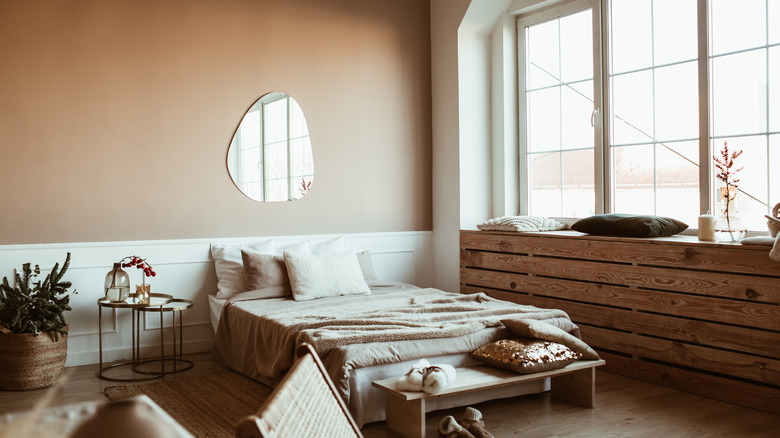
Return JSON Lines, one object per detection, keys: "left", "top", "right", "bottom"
{"left": 698, "top": 214, "right": 716, "bottom": 241}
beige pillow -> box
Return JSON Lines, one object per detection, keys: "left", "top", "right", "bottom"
{"left": 501, "top": 318, "right": 600, "bottom": 360}
{"left": 241, "top": 250, "right": 292, "bottom": 298}
{"left": 69, "top": 398, "right": 180, "bottom": 438}
{"left": 283, "top": 251, "right": 370, "bottom": 301}
{"left": 471, "top": 338, "right": 580, "bottom": 374}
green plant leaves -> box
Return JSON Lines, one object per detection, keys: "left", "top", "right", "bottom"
{"left": 0, "top": 252, "right": 75, "bottom": 338}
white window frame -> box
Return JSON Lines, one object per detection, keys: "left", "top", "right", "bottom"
{"left": 517, "top": 0, "right": 606, "bottom": 216}
{"left": 516, "top": 0, "right": 775, "bottom": 230}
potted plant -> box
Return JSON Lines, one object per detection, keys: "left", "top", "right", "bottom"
{"left": 0, "top": 252, "right": 75, "bottom": 390}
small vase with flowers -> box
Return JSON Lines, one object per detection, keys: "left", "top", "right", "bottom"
{"left": 712, "top": 141, "right": 747, "bottom": 243}
{"left": 104, "top": 256, "right": 156, "bottom": 303}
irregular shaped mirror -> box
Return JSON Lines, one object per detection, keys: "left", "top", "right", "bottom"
{"left": 227, "top": 92, "right": 314, "bottom": 202}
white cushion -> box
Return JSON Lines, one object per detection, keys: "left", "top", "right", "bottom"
{"left": 275, "top": 240, "right": 311, "bottom": 256}
{"left": 477, "top": 216, "right": 566, "bottom": 232}
{"left": 356, "top": 251, "right": 379, "bottom": 281}
{"left": 211, "top": 240, "right": 275, "bottom": 299}
{"left": 310, "top": 235, "right": 346, "bottom": 254}
{"left": 283, "top": 251, "right": 371, "bottom": 301}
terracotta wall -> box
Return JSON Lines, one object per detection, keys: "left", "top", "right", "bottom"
{"left": 0, "top": 0, "right": 432, "bottom": 244}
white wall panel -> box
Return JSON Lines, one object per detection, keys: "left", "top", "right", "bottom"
{"left": 0, "top": 231, "right": 432, "bottom": 367}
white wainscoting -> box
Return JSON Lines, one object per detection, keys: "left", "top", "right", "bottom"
{"left": 0, "top": 231, "right": 433, "bottom": 367}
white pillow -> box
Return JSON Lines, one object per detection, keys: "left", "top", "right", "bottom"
{"left": 356, "top": 250, "right": 379, "bottom": 281}
{"left": 211, "top": 240, "right": 275, "bottom": 299}
{"left": 310, "top": 236, "right": 346, "bottom": 254}
{"left": 275, "top": 240, "right": 311, "bottom": 256}
{"left": 283, "top": 251, "right": 371, "bottom": 301}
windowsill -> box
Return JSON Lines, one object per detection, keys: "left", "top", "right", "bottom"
{"left": 461, "top": 228, "right": 776, "bottom": 248}
{"left": 547, "top": 217, "right": 773, "bottom": 241}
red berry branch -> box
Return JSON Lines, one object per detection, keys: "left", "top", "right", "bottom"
{"left": 119, "top": 256, "right": 156, "bottom": 278}
{"left": 713, "top": 141, "right": 743, "bottom": 190}
{"left": 713, "top": 141, "right": 743, "bottom": 233}
{"left": 299, "top": 178, "right": 312, "bottom": 196}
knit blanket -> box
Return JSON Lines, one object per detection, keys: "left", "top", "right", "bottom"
{"left": 213, "top": 288, "right": 574, "bottom": 380}
{"left": 477, "top": 216, "right": 567, "bottom": 232}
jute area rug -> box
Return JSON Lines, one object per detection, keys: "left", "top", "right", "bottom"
{"left": 105, "top": 372, "right": 272, "bottom": 438}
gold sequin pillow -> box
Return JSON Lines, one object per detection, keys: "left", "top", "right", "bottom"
{"left": 471, "top": 338, "right": 581, "bottom": 374}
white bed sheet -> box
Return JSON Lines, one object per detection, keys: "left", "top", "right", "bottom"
{"left": 208, "top": 282, "right": 551, "bottom": 427}
{"left": 207, "top": 293, "right": 224, "bottom": 334}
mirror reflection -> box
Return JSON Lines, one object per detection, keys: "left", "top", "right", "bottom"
{"left": 227, "top": 92, "right": 314, "bottom": 202}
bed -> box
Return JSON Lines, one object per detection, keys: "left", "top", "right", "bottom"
{"left": 207, "top": 238, "right": 583, "bottom": 427}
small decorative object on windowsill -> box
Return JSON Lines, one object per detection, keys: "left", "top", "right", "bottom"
{"left": 698, "top": 212, "right": 716, "bottom": 241}
{"left": 766, "top": 202, "right": 780, "bottom": 238}
{"left": 105, "top": 256, "right": 156, "bottom": 303}
{"left": 712, "top": 141, "right": 747, "bottom": 243}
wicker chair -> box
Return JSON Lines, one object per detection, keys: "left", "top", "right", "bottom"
{"left": 235, "top": 344, "right": 363, "bottom": 438}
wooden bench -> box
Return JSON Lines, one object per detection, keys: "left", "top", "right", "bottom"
{"left": 372, "top": 359, "right": 605, "bottom": 438}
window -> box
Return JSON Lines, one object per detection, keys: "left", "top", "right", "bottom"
{"left": 522, "top": 6, "right": 596, "bottom": 218}
{"left": 233, "top": 95, "right": 313, "bottom": 202}
{"left": 518, "top": 0, "right": 778, "bottom": 230}
{"left": 709, "top": 0, "right": 779, "bottom": 230}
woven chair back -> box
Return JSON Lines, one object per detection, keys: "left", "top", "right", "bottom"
{"left": 236, "top": 344, "right": 363, "bottom": 438}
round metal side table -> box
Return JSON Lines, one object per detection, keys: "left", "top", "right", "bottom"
{"left": 133, "top": 298, "right": 194, "bottom": 375}
{"left": 97, "top": 293, "right": 172, "bottom": 382}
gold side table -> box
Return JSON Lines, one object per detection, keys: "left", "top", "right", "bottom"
{"left": 133, "top": 299, "right": 194, "bottom": 374}
{"left": 97, "top": 293, "right": 172, "bottom": 382}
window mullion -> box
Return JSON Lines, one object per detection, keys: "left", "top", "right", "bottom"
{"left": 287, "top": 97, "right": 293, "bottom": 201}
{"left": 697, "top": 0, "right": 711, "bottom": 215}
{"left": 517, "top": 24, "right": 529, "bottom": 215}
{"left": 595, "top": 0, "right": 609, "bottom": 214}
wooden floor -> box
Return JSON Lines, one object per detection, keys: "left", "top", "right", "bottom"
{"left": 1, "top": 353, "right": 778, "bottom": 437}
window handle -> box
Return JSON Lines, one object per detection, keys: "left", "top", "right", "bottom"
{"left": 591, "top": 108, "right": 599, "bottom": 127}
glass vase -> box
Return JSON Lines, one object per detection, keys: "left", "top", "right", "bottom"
{"left": 104, "top": 263, "right": 130, "bottom": 302}
{"left": 713, "top": 188, "right": 747, "bottom": 243}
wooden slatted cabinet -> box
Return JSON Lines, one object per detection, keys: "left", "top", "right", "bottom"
{"left": 460, "top": 229, "right": 780, "bottom": 415}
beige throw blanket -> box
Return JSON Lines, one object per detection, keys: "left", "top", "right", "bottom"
{"left": 213, "top": 288, "right": 574, "bottom": 380}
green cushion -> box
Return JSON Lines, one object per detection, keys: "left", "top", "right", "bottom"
{"left": 571, "top": 214, "right": 688, "bottom": 237}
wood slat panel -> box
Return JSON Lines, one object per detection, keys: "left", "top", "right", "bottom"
{"left": 476, "top": 288, "right": 780, "bottom": 360}
{"left": 461, "top": 267, "right": 780, "bottom": 331}
{"left": 461, "top": 230, "right": 780, "bottom": 277}
{"left": 581, "top": 326, "right": 780, "bottom": 386}
{"left": 461, "top": 250, "right": 780, "bottom": 303}
{"left": 464, "top": 285, "right": 780, "bottom": 415}
{"left": 598, "top": 352, "right": 780, "bottom": 416}
{"left": 461, "top": 230, "right": 780, "bottom": 415}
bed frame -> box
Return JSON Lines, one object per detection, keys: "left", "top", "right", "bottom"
{"left": 460, "top": 229, "right": 780, "bottom": 415}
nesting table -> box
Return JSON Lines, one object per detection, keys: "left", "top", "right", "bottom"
{"left": 97, "top": 293, "right": 193, "bottom": 381}
{"left": 135, "top": 299, "right": 194, "bottom": 374}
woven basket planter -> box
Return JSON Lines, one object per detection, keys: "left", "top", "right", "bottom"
{"left": 0, "top": 329, "right": 68, "bottom": 391}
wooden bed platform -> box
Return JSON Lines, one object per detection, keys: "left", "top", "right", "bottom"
{"left": 460, "top": 229, "right": 780, "bottom": 415}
